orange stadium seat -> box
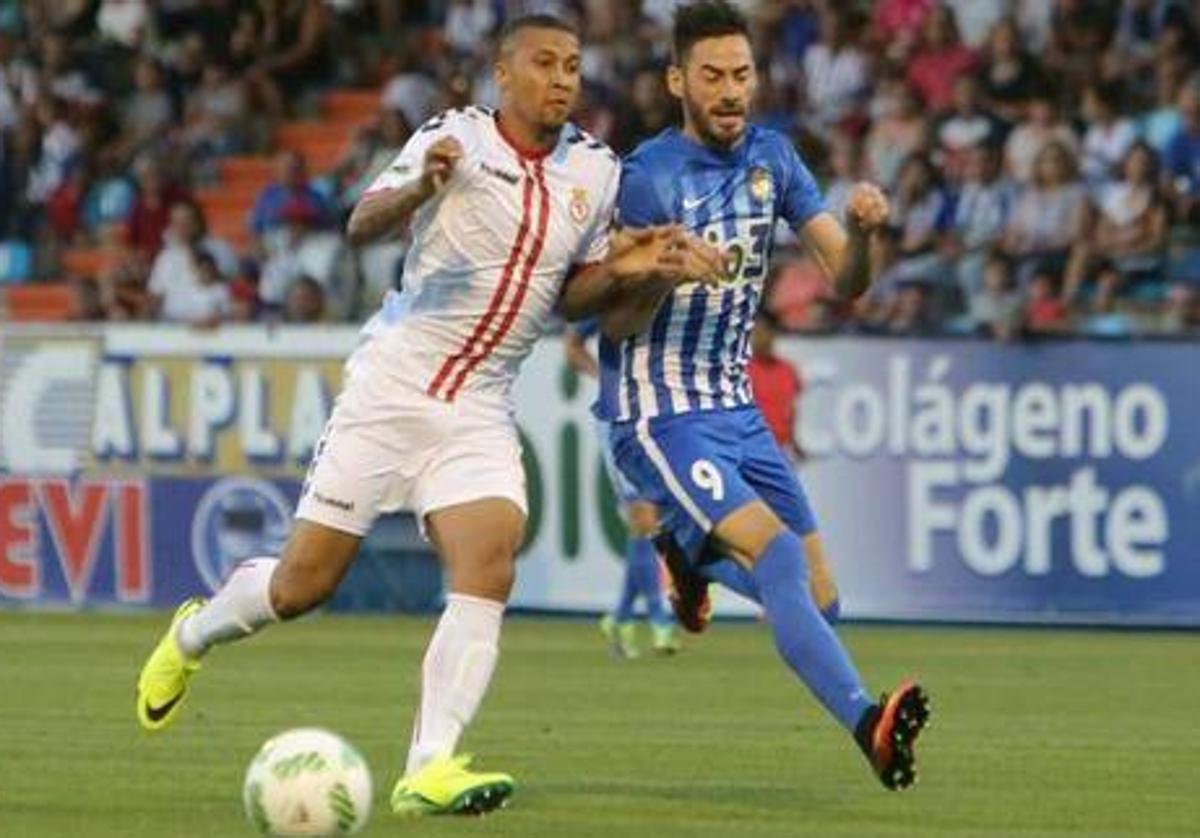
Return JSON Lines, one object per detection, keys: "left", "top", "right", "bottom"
{"left": 60, "top": 247, "right": 114, "bottom": 281}
{"left": 276, "top": 121, "right": 351, "bottom": 148}
{"left": 206, "top": 208, "right": 254, "bottom": 252}
{"left": 219, "top": 156, "right": 275, "bottom": 189}
{"left": 323, "top": 89, "right": 381, "bottom": 126}
{"left": 2, "top": 282, "right": 74, "bottom": 321}
{"left": 276, "top": 122, "right": 352, "bottom": 174}
{"left": 196, "top": 186, "right": 259, "bottom": 218}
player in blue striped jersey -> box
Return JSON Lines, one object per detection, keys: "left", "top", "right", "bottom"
{"left": 596, "top": 1, "right": 930, "bottom": 790}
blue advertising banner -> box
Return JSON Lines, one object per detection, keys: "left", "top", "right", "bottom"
{"left": 784, "top": 338, "right": 1200, "bottom": 625}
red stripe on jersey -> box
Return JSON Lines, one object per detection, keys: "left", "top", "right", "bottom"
{"left": 426, "top": 164, "right": 534, "bottom": 400}
{"left": 444, "top": 161, "right": 551, "bottom": 401}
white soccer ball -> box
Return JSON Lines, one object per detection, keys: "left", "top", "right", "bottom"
{"left": 242, "top": 728, "right": 373, "bottom": 836}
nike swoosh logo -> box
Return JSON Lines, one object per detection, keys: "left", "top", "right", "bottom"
{"left": 144, "top": 693, "right": 183, "bottom": 723}
{"left": 682, "top": 189, "right": 722, "bottom": 212}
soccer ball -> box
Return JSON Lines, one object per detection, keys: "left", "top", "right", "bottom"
{"left": 242, "top": 728, "right": 373, "bottom": 836}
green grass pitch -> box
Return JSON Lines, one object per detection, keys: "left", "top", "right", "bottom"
{"left": 1, "top": 611, "right": 1197, "bottom": 837}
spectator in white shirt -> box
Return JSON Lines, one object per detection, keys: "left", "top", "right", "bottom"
{"left": 943, "top": 0, "right": 1010, "bottom": 48}
{"left": 1004, "top": 90, "right": 1080, "bottom": 183}
{"left": 1004, "top": 140, "right": 1091, "bottom": 289}
{"left": 148, "top": 201, "right": 237, "bottom": 324}
{"left": 945, "top": 142, "right": 1016, "bottom": 295}
{"left": 259, "top": 198, "right": 345, "bottom": 312}
{"left": 150, "top": 245, "right": 230, "bottom": 325}
{"left": 1080, "top": 82, "right": 1138, "bottom": 186}
{"left": 803, "top": 7, "right": 868, "bottom": 132}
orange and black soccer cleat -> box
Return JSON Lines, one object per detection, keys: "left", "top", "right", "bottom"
{"left": 855, "top": 681, "right": 931, "bottom": 791}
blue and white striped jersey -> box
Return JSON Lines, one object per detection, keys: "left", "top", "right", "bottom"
{"left": 595, "top": 126, "right": 826, "bottom": 422}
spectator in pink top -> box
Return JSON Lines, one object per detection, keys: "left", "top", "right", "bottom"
{"left": 871, "top": 0, "right": 934, "bottom": 59}
{"left": 906, "top": 5, "right": 977, "bottom": 112}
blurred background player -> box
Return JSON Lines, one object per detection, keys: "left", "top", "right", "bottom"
{"left": 135, "top": 13, "right": 719, "bottom": 819}
{"left": 563, "top": 319, "right": 679, "bottom": 658}
{"left": 596, "top": 1, "right": 929, "bottom": 791}
{"left": 747, "top": 312, "right": 804, "bottom": 461}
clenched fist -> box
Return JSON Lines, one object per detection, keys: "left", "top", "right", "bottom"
{"left": 422, "top": 137, "right": 463, "bottom": 194}
{"left": 844, "top": 182, "right": 890, "bottom": 235}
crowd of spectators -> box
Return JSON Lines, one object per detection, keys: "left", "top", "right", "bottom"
{"left": 0, "top": 0, "right": 1196, "bottom": 339}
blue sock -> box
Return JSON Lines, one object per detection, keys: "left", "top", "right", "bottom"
{"left": 705, "top": 553, "right": 841, "bottom": 627}
{"left": 613, "top": 543, "right": 640, "bottom": 622}
{"left": 628, "top": 537, "right": 670, "bottom": 626}
{"left": 701, "top": 557, "right": 761, "bottom": 604}
{"left": 751, "top": 530, "right": 874, "bottom": 732}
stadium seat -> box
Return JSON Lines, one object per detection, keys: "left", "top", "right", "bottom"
{"left": 1168, "top": 245, "right": 1200, "bottom": 284}
{"left": 276, "top": 121, "right": 351, "bottom": 148}
{"left": 276, "top": 122, "right": 352, "bottom": 174}
{"left": 206, "top": 208, "right": 254, "bottom": 253}
{"left": 323, "top": 89, "right": 381, "bottom": 126}
{"left": 0, "top": 240, "right": 34, "bottom": 284}
{"left": 219, "top": 156, "right": 275, "bottom": 190}
{"left": 83, "top": 177, "right": 136, "bottom": 231}
{"left": 1130, "top": 279, "right": 1169, "bottom": 305}
{"left": 2, "top": 282, "right": 74, "bottom": 321}
{"left": 197, "top": 186, "right": 260, "bottom": 218}
{"left": 60, "top": 247, "right": 113, "bottom": 281}
{"left": 942, "top": 314, "right": 977, "bottom": 336}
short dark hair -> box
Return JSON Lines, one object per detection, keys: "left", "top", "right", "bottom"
{"left": 672, "top": 0, "right": 750, "bottom": 63}
{"left": 498, "top": 13, "right": 578, "bottom": 52}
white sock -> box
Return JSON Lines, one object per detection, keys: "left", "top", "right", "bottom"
{"left": 405, "top": 593, "right": 505, "bottom": 775}
{"left": 176, "top": 557, "right": 280, "bottom": 659}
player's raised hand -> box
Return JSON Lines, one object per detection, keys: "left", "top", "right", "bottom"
{"left": 422, "top": 137, "right": 464, "bottom": 193}
{"left": 606, "top": 225, "right": 686, "bottom": 282}
{"left": 608, "top": 225, "right": 661, "bottom": 259}
{"left": 669, "top": 232, "right": 724, "bottom": 287}
{"left": 844, "top": 182, "right": 890, "bottom": 236}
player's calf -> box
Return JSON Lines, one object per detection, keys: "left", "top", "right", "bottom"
{"left": 268, "top": 520, "right": 364, "bottom": 618}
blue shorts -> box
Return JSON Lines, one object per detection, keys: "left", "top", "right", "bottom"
{"left": 595, "top": 419, "right": 644, "bottom": 505}
{"left": 609, "top": 406, "right": 818, "bottom": 561}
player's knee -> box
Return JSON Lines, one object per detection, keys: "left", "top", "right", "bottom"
{"left": 752, "top": 529, "right": 810, "bottom": 585}
{"left": 626, "top": 502, "right": 659, "bottom": 539}
{"left": 448, "top": 542, "right": 517, "bottom": 601}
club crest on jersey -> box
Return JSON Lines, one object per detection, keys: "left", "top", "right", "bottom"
{"left": 569, "top": 188, "right": 590, "bottom": 223}
{"left": 749, "top": 167, "right": 772, "bottom": 203}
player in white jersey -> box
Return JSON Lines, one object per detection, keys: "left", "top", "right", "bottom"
{"left": 135, "top": 14, "right": 722, "bottom": 817}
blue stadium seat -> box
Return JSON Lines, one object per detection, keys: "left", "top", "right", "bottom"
{"left": 1083, "top": 313, "right": 1133, "bottom": 338}
{"left": 1130, "top": 279, "right": 1169, "bottom": 305}
{"left": 1167, "top": 245, "right": 1200, "bottom": 284}
{"left": 0, "top": 240, "right": 34, "bottom": 284}
{"left": 83, "top": 178, "right": 136, "bottom": 231}
{"left": 942, "top": 314, "right": 977, "bottom": 336}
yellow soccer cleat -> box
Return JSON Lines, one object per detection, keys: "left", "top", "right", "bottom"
{"left": 136, "top": 597, "right": 205, "bottom": 732}
{"left": 391, "top": 754, "right": 514, "bottom": 816}
{"left": 600, "top": 615, "right": 641, "bottom": 659}
{"left": 651, "top": 623, "right": 681, "bottom": 655}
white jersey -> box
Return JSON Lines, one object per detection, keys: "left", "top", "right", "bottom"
{"left": 360, "top": 105, "right": 620, "bottom": 412}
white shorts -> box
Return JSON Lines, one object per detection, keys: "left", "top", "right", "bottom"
{"left": 295, "top": 339, "right": 527, "bottom": 537}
